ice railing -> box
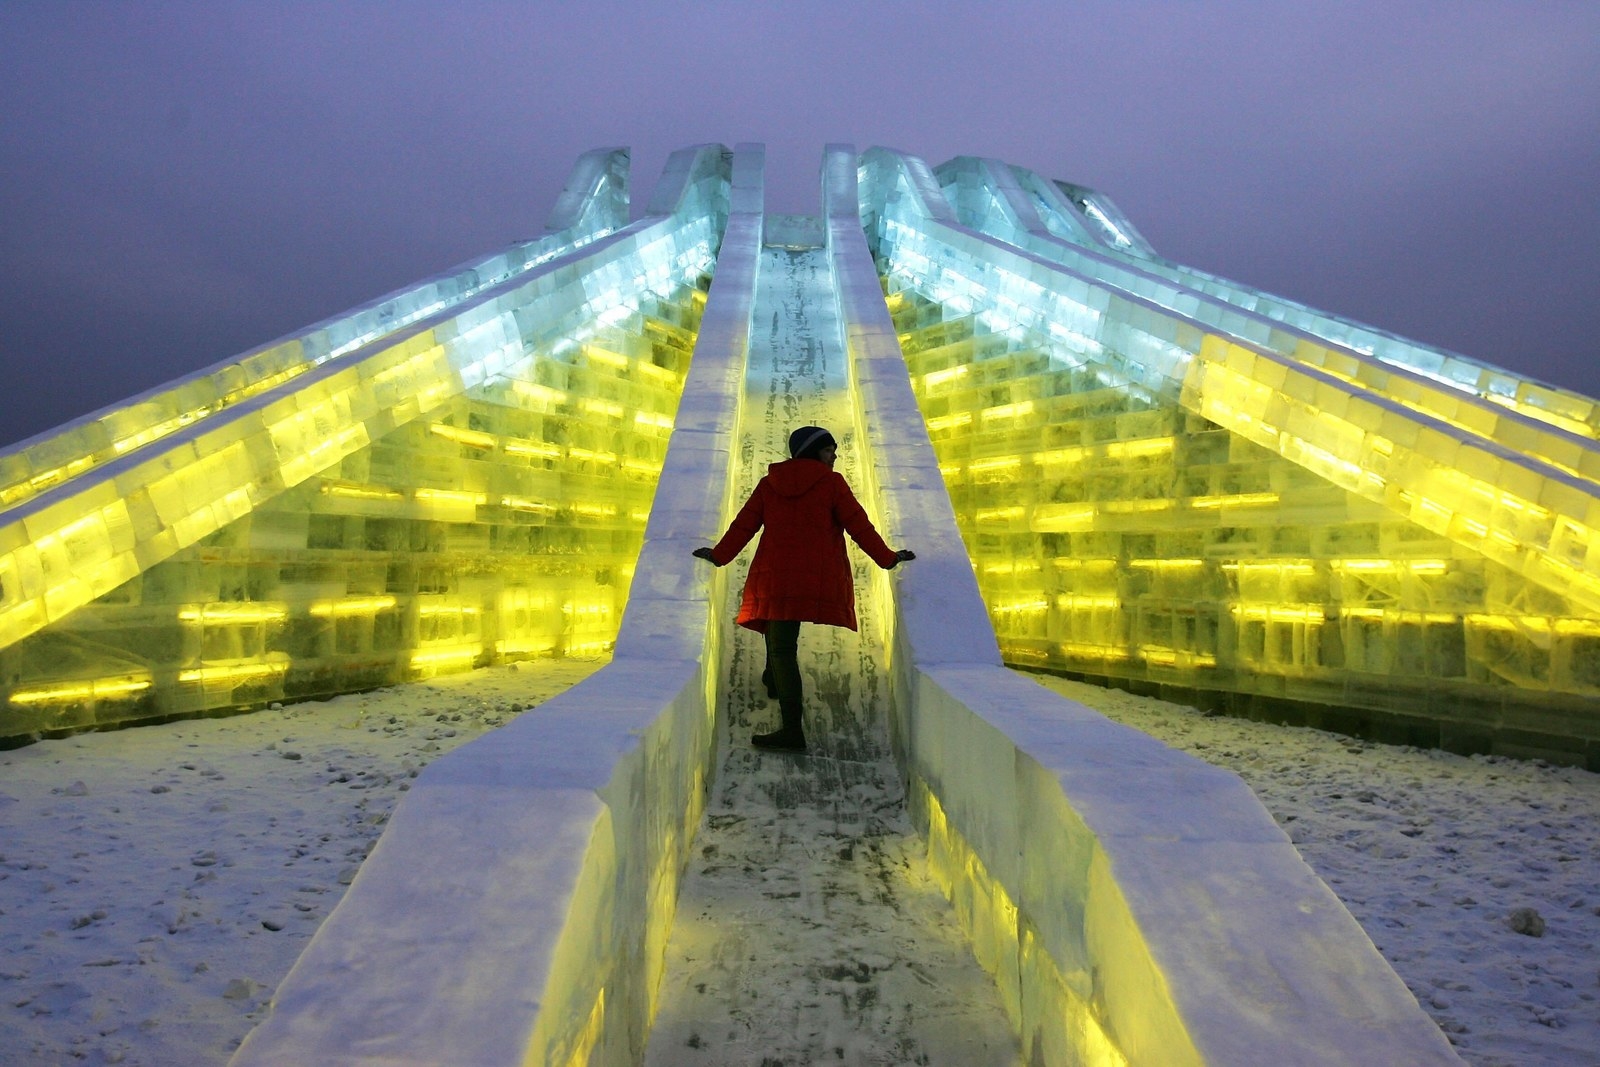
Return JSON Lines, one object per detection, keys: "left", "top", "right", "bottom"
{"left": 0, "top": 145, "right": 731, "bottom": 664}
{"left": 859, "top": 148, "right": 1600, "bottom": 620}
{"left": 830, "top": 145, "right": 1461, "bottom": 1066}
{"left": 0, "top": 149, "right": 636, "bottom": 515}
{"left": 941, "top": 154, "right": 1600, "bottom": 450}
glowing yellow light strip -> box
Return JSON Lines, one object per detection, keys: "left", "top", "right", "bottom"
{"left": 504, "top": 439, "right": 563, "bottom": 459}
{"left": 1231, "top": 604, "right": 1328, "bottom": 623}
{"left": 968, "top": 456, "right": 1022, "bottom": 474}
{"left": 634, "top": 411, "right": 675, "bottom": 430}
{"left": 1127, "top": 558, "right": 1205, "bottom": 570}
{"left": 9, "top": 676, "right": 153, "bottom": 705}
{"left": 1334, "top": 559, "right": 1449, "bottom": 576}
{"left": 636, "top": 362, "right": 679, "bottom": 386}
{"left": 428, "top": 423, "right": 497, "bottom": 449}
{"left": 413, "top": 488, "right": 487, "bottom": 507}
{"left": 580, "top": 398, "right": 625, "bottom": 419}
{"left": 981, "top": 560, "right": 1041, "bottom": 575}
{"left": 1057, "top": 640, "right": 1131, "bottom": 661}
{"left": 178, "top": 661, "right": 289, "bottom": 685}
{"left": 1189, "top": 492, "right": 1279, "bottom": 509}
{"left": 974, "top": 505, "right": 1025, "bottom": 523}
{"left": 981, "top": 401, "right": 1034, "bottom": 422}
{"left": 1105, "top": 437, "right": 1175, "bottom": 459}
{"left": 409, "top": 645, "right": 481, "bottom": 668}
{"left": 581, "top": 344, "right": 629, "bottom": 369}
{"left": 1224, "top": 561, "right": 1316, "bottom": 576}
{"left": 309, "top": 596, "right": 397, "bottom": 618}
{"left": 1032, "top": 503, "right": 1096, "bottom": 531}
{"left": 921, "top": 366, "right": 968, "bottom": 389}
{"left": 178, "top": 604, "right": 289, "bottom": 623}
{"left": 321, "top": 482, "right": 404, "bottom": 501}
{"left": 926, "top": 412, "right": 973, "bottom": 432}
{"left": 993, "top": 598, "right": 1050, "bottom": 613}
{"left": 499, "top": 495, "right": 553, "bottom": 513}
{"left": 1139, "top": 645, "right": 1217, "bottom": 667}
{"left": 1104, "top": 499, "right": 1172, "bottom": 514}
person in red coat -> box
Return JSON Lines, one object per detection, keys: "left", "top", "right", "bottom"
{"left": 693, "top": 426, "right": 914, "bottom": 752}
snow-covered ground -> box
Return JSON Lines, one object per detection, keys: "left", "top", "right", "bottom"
{"left": 0, "top": 659, "right": 606, "bottom": 1066}
{"left": 2, "top": 659, "right": 1596, "bottom": 1066}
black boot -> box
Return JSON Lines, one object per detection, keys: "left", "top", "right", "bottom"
{"left": 755, "top": 622, "right": 805, "bottom": 752}
{"left": 761, "top": 667, "right": 778, "bottom": 700}
{"left": 752, "top": 707, "right": 805, "bottom": 753}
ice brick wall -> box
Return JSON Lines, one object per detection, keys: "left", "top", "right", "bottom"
{"left": 864, "top": 148, "right": 1600, "bottom": 765}
{"left": 230, "top": 145, "right": 761, "bottom": 1067}
{"left": 0, "top": 147, "right": 730, "bottom": 746}
{"left": 832, "top": 145, "right": 1462, "bottom": 1065}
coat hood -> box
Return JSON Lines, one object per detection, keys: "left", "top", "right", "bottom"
{"left": 766, "top": 457, "right": 833, "bottom": 497}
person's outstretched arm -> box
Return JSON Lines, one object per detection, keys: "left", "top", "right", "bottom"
{"left": 832, "top": 476, "right": 914, "bottom": 569}
{"left": 692, "top": 481, "right": 766, "bottom": 565}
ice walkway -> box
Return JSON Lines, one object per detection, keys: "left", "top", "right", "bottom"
{"left": 643, "top": 242, "right": 1017, "bottom": 1064}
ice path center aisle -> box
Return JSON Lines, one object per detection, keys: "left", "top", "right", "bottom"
{"left": 644, "top": 242, "right": 1019, "bottom": 1065}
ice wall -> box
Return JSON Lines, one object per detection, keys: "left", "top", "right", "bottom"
{"left": 830, "top": 146, "right": 1461, "bottom": 1064}
{"left": 229, "top": 144, "right": 764, "bottom": 1067}
{"left": 865, "top": 148, "right": 1600, "bottom": 765}
{"left": 0, "top": 147, "right": 727, "bottom": 746}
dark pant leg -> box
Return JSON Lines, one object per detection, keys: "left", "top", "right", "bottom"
{"left": 763, "top": 620, "right": 804, "bottom": 732}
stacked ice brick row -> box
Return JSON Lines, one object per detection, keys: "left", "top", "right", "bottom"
{"left": 864, "top": 148, "right": 1600, "bottom": 760}
{"left": 1003, "top": 159, "right": 1600, "bottom": 445}
{"left": 0, "top": 146, "right": 730, "bottom": 745}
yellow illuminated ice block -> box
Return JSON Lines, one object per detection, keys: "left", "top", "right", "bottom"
{"left": 876, "top": 176, "right": 1600, "bottom": 757}
{"left": 0, "top": 149, "right": 638, "bottom": 517}
{"left": 0, "top": 146, "right": 729, "bottom": 742}
{"left": 943, "top": 153, "right": 1600, "bottom": 451}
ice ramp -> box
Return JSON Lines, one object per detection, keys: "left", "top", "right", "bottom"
{"left": 229, "top": 147, "right": 1457, "bottom": 1065}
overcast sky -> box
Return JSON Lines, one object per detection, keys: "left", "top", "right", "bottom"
{"left": 2, "top": 1, "right": 1595, "bottom": 449}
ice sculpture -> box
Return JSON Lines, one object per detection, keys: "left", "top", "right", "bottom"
{"left": 3, "top": 144, "right": 1595, "bottom": 770}
{"left": 866, "top": 149, "right": 1600, "bottom": 765}
{"left": 0, "top": 146, "right": 729, "bottom": 743}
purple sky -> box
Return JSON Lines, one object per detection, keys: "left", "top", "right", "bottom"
{"left": 2, "top": 2, "right": 1596, "bottom": 449}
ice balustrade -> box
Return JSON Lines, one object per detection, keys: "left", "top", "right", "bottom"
{"left": 951, "top": 154, "right": 1600, "bottom": 446}
{"left": 829, "top": 146, "right": 1460, "bottom": 1065}
{"left": 0, "top": 145, "right": 733, "bottom": 746}
{"left": 859, "top": 150, "right": 1600, "bottom": 761}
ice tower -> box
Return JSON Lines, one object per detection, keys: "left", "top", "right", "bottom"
{"left": 4, "top": 146, "right": 1596, "bottom": 764}
{"left": 3, "top": 144, "right": 1591, "bottom": 1064}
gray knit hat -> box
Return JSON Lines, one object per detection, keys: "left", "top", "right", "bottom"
{"left": 788, "top": 426, "right": 835, "bottom": 460}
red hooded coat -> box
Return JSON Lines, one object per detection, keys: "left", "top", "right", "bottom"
{"left": 710, "top": 458, "right": 900, "bottom": 633}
